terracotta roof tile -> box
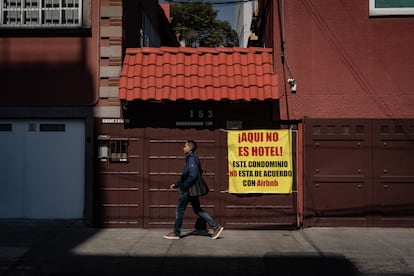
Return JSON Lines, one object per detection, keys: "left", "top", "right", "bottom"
{"left": 118, "top": 47, "right": 280, "bottom": 102}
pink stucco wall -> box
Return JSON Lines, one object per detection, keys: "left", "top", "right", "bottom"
{"left": 271, "top": 0, "right": 414, "bottom": 119}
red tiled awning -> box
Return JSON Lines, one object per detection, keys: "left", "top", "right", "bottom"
{"left": 118, "top": 47, "right": 279, "bottom": 102}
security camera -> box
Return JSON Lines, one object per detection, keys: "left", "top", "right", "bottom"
{"left": 122, "top": 100, "right": 128, "bottom": 111}
{"left": 287, "top": 78, "right": 296, "bottom": 93}
{"left": 290, "top": 83, "right": 297, "bottom": 93}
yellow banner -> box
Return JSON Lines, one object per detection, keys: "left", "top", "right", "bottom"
{"left": 228, "top": 129, "right": 293, "bottom": 194}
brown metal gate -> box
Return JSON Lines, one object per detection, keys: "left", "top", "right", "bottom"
{"left": 94, "top": 122, "right": 145, "bottom": 227}
{"left": 221, "top": 129, "right": 299, "bottom": 229}
{"left": 372, "top": 119, "right": 414, "bottom": 226}
{"left": 143, "top": 128, "right": 221, "bottom": 229}
{"left": 95, "top": 121, "right": 298, "bottom": 229}
{"left": 304, "top": 119, "right": 414, "bottom": 227}
{"left": 144, "top": 128, "right": 298, "bottom": 229}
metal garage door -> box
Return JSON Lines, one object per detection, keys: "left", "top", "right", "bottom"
{"left": 0, "top": 119, "right": 85, "bottom": 219}
{"left": 304, "top": 119, "right": 414, "bottom": 227}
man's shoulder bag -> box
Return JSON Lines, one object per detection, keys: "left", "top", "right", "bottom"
{"left": 188, "top": 169, "right": 209, "bottom": 197}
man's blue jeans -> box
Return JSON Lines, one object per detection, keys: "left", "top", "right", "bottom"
{"left": 173, "top": 191, "right": 218, "bottom": 236}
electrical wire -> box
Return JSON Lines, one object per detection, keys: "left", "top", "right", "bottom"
{"left": 301, "top": 0, "right": 393, "bottom": 118}
{"left": 277, "top": 0, "right": 293, "bottom": 121}
{"left": 278, "top": 0, "right": 295, "bottom": 80}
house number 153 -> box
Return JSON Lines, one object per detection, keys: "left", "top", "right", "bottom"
{"left": 189, "top": 109, "right": 214, "bottom": 118}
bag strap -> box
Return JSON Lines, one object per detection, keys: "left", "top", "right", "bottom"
{"left": 194, "top": 155, "right": 203, "bottom": 176}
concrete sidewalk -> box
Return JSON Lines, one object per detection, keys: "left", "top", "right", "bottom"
{"left": 0, "top": 220, "right": 413, "bottom": 276}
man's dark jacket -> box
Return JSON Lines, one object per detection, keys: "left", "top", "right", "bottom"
{"left": 175, "top": 152, "right": 200, "bottom": 193}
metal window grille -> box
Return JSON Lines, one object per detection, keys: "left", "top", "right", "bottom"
{"left": 140, "top": 11, "right": 161, "bottom": 47}
{"left": 110, "top": 139, "right": 128, "bottom": 162}
{"left": 0, "top": 0, "right": 82, "bottom": 28}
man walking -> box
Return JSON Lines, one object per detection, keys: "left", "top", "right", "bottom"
{"left": 163, "top": 140, "right": 224, "bottom": 240}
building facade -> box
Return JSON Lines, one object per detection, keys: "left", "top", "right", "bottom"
{"left": 0, "top": 0, "right": 97, "bottom": 221}
{"left": 2, "top": 0, "right": 413, "bottom": 228}
{"left": 0, "top": 0, "right": 178, "bottom": 224}
{"left": 254, "top": 0, "right": 414, "bottom": 226}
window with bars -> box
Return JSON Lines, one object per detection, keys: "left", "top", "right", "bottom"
{"left": 110, "top": 139, "right": 128, "bottom": 162}
{"left": 0, "top": 0, "right": 82, "bottom": 28}
{"left": 97, "top": 136, "right": 129, "bottom": 163}
{"left": 140, "top": 11, "right": 161, "bottom": 47}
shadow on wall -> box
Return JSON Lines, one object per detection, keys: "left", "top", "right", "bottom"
{"left": 0, "top": 38, "right": 95, "bottom": 106}
{"left": 1, "top": 63, "right": 95, "bottom": 106}
{"left": 0, "top": 64, "right": 94, "bottom": 106}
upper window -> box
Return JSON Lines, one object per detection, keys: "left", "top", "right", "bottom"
{"left": 0, "top": 0, "right": 82, "bottom": 28}
{"left": 369, "top": 0, "right": 414, "bottom": 16}
{"left": 140, "top": 11, "right": 161, "bottom": 47}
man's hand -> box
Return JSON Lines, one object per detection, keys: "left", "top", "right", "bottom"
{"left": 170, "top": 183, "right": 177, "bottom": 189}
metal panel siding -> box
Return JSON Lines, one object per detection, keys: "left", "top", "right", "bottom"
{"left": 304, "top": 119, "right": 373, "bottom": 226}
{"left": 0, "top": 119, "right": 85, "bottom": 219}
{"left": 221, "top": 130, "right": 298, "bottom": 229}
{"left": 372, "top": 119, "right": 414, "bottom": 226}
{"left": 223, "top": 196, "right": 297, "bottom": 228}
{"left": 95, "top": 119, "right": 298, "bottom": 229}
{"left": 94, "top": 122, "right": 144, "bottom": 227}
{"left": 144, "top": 128, "right": 219, "bottom": 228}
{"left": 304, "top": 119, "right": 414, "bottom": 227}
{"left": 143, "top": 127, "right": 298, "bottom": 229}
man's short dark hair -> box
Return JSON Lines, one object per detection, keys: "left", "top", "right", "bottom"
{"left": 187, "top": 140, "right": 197, "bottom": 152}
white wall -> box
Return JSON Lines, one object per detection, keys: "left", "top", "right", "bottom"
{"left": 234, "top": 0, "right": 258, "bottom": 47}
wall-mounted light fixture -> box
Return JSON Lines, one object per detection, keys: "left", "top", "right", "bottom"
{"left": 97, "top": 135, "right": 110, "bottom": 160}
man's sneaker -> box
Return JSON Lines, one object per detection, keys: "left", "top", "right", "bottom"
{"left": 212, "top": 226, "right": 224, "bottom": 240}
{"left": 163, "top": 232, "right": 180, "bottom": 240}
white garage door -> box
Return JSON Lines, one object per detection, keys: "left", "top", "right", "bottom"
{"left": 0, "top": 119, "right": 85, "bottom": 219}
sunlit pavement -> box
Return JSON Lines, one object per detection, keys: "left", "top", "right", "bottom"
{"left": 0, "top": 220, "right": 413, "bottom": 276}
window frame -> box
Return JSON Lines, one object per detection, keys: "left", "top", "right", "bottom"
{"left": 0, "top": 0, "right": 91, "bottom": 32}
{"left": 97, "top": 135, "right": 129, "bottom": 163}
{"left": 109, "top": 138, "right": 129, "bottom": 163}
{"left": 369, "top": 0, "right": 414, "bottom": 16}
{"left": 0, "top": 0, "right": 83, "bottom": 29}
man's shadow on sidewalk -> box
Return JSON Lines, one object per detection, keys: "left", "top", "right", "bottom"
{"left": 181, "top": 217, "right": 213, "bottom": 238}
